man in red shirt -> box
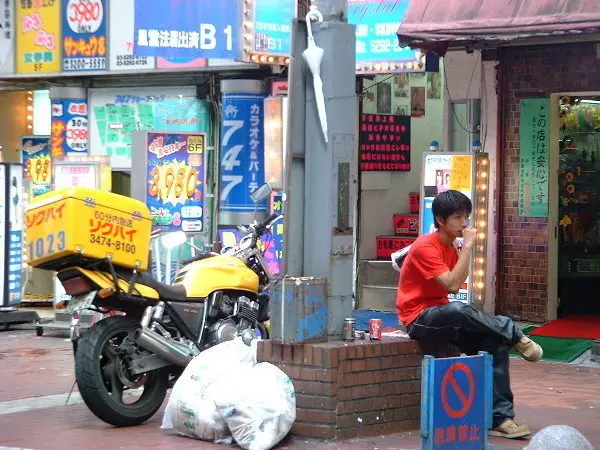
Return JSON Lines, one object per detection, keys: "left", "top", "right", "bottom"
{"left": 397, "top": 190, "right": 542, "bottom": 440}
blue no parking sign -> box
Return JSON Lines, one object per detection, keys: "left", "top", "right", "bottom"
{"left": 421, "top": 352, "right": 493, "bottom": 450}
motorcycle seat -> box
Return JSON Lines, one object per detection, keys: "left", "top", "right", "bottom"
{"left": 115, "top": 268, "right": 188, "bottom": 301}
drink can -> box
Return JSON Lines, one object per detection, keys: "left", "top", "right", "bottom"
{"left": 343, "top": 317, "right": 356, "bottom": 341}
{"left": 369, "top": 318, "right": 382, "bottom": 340}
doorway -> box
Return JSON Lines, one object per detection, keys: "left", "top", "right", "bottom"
{"left": 555, "top": 94, "right": 600, "bottom": 317}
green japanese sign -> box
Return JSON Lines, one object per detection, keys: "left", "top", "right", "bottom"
{"left": 519, "top": 98, "right": 550, "bottom": 218}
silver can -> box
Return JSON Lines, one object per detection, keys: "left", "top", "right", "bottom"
{"left": 343, "top": 317, "right": 356, "bottom": 341}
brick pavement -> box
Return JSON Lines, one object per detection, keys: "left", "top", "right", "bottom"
{"left": 1, "top": 327, "right": 599, "bottom": 449}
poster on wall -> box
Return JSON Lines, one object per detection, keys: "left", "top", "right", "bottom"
{"left": 51, "top": 99, "right": 89, "bottom": 157}
{"left": 219, "top": 93, "right": 267, "bottom": 214}
{"left": 7, "top": 164, "right": 23, "bottom": 306}
{"left": 411, "top": 86, "right": 425, "bottom": 117}
{"left": 89, "top": 87, "right": 210, "bottom": 170}
{"left": 420, "top": 152, "right": 473, "bottom": 302}
{"left": 62, "top": 0, "right": 107, "bottom": 71}
{"left": 519, "top": 98, "right": 549, "bottom": 218}
{"left": 0, "top": 0, "right": 14, "bottom": 74}
{"left": 348, "top": 0, "right": 423, "bottom": 73}
{"left": 133, "top": 0, "right": 240, "bottom": 60}
{"left": 145, "top": 132, "right": 205, "bottom": 233}
{"left": 21, "top": 136, "right": 52, "bottom": 198}
{"left": 359, "top": 113, "right": 411, "bottom": 172}
{"left": 109, "top": 0, "right": 154, "bottom": 71}
{"left": 16, "top": 0, "right": 61, "bottom": 74}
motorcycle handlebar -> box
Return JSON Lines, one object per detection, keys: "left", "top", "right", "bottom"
{"left": 254, "top": 212, "right": 280, "bottom": 235}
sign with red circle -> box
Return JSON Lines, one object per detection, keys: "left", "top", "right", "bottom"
{"left": 441, "top": 362, "right": 475, "bottom": 419}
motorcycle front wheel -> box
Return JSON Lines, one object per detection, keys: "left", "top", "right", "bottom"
{"left": 75, "top": 315, "right": 169, "bottom": 427}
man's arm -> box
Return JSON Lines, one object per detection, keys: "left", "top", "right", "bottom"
{"left": 434, "top": 228, "right": 476, "bottom": 293}
{"left": 434, "top": 245, "right": 473, "bottom": 293}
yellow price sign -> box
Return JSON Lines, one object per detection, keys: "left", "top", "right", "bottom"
{"left": 26, "top": 155, "right": 52, "bottom": 185}
{"left": 148, "top": 160, "right": 202, "bottom": 205}
{"left": 187, "top": 135, "right": 205, "bottom": 154}
{"left": 450, "top": 155, "right": 473, "bottom": 192}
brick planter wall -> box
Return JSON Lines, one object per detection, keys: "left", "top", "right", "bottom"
{"left": 499, "top": 42, "right": 600, "bottom": 321}
{"left": 257, "top": 337, "right": 458, "bottom": 440}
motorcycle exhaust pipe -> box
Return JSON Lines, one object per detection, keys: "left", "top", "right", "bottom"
{"left": 132, "top": 326, "right": 195, "bottom": 367}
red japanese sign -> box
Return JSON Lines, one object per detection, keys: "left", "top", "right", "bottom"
{"left": 26, "top": 203, "right": 66, "bottom": 229}
{"left": 359, "top": 113, "right": 411, "bottom": 172}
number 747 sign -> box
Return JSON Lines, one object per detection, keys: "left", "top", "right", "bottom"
{"left": 219, "top": 94, "right": 267, "bottom": 214}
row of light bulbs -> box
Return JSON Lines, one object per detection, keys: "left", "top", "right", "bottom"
{"left": 356, "top": 60, "right": 425, "bottom": 73}
{"left": 472, "top": 155, "right": 489, "bottom": 300}
{"left": 26, "top": 90, "right": 33, "bottom": 131}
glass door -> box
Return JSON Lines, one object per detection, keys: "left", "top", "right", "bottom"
{"left": 557, "top": 96, "right": 600, "bottom": 316}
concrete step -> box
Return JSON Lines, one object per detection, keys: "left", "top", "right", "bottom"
{"left": 359, "top": 284, "right": 397, "bottom": 312}
{"left": 358, "top": 259, "right": 399, "bottom": 287}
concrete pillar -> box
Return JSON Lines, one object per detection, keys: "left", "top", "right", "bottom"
{"left": 49, "top": 87, "right": 88, "bottom": 157}
{"left": 218, "top": 80, "right": 267, "bottom": 226}
{"left": 284, "top": 14, "right": 357, "bottom": 338}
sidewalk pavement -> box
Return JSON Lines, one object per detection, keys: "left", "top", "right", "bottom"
{"left": 1, "top": 326, "right": 599, "bottom": 450}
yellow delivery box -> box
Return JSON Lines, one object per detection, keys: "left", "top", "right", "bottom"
{"left": 25, "top": 187, "right": 152, "bottom": 271}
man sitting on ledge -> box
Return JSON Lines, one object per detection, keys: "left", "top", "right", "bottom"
{"left": 396, "top": 190, "right": 543, "bottom": 440}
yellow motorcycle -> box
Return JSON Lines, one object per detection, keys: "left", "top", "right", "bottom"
{"left": 25, "top": 183, "right": 278, "bottom": 427}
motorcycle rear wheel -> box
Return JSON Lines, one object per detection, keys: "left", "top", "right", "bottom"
{"left": 75, "top": 315, "right": 169, "bottom": 427}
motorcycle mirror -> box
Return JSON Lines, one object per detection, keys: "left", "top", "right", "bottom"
{"left": 161, "top": 231, "right": 187, "bottom": 249}
{"left": 250, "top": 183, "right": 272, "bottom": 204}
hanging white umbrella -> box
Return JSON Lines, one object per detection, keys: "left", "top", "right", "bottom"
{"left": 302, "top": 10, "right": 328, "bottom": 143}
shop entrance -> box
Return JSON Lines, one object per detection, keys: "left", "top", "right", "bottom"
{"left": 556, "top": 94, "right": 600, "bottom": 317}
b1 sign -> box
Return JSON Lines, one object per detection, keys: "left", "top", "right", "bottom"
{"left": 134, "top": 0, "right": 239, "bottom": 59}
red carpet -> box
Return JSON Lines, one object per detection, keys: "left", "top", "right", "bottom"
{"left": 529, "top": 316, "right": 600, "bottom": 340}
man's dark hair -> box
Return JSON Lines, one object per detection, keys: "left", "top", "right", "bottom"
{"left": 431, "top": 190, "right": 472, "bottom": 228}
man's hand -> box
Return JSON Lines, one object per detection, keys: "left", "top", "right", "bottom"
{"left": 435, "top": 228, "right": 477, "bottom": 293}
{"left": 461, "top": 227, "right": 477, "bottom": 248}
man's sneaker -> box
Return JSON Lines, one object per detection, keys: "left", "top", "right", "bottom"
{"left": 514, "top": 336, "right": 543, "bottom": 362}
{"left": 489, "top": 419, "right": 532, "bottom": 439}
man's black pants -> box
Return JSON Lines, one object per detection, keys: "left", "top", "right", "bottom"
{"left": 406, "top": 302, "right": 524, "bottom": 428}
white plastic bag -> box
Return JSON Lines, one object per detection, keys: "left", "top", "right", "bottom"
{"left": 214, "top": 362, "right": 296, "bottom": 450}
{"left": 161, "top": 337, "right": 258, "bottom": 442}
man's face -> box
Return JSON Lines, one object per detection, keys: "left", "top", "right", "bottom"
{"left": 437, "top": 212, "right": 470, "bottom": 237}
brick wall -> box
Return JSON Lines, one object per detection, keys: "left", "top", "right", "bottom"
{"left": 257, "top": 338, "right": 457, "bottom": 440}
{"left": 499, "top": 41, "right": 600, "bottom": 321}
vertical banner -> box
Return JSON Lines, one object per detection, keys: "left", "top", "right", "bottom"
{"left": 0, "top": 0, "right": 14, "bottom": 74}
{"left": 134, "top": 0, "right": 239, "bottom": 60}
{"left": 263, "top": 194, "right": 284, "bottom": 276}
{"left": 146, "top": 132, "right": 206, "bottom": 233}
{"left": 16, "top": 0, "right": 61, "bottom": 74}
{"left": 109, "top": 0, "right": 153, "bottom": 71}
{"left": 21, "top": 136, "right": 52, "bottom": 197}
{"left": 421, "top": 153, "right": 474, "bottom": 303}
{"left": 0, "top": 165, "right": 5, "bottom": 303}
{"left": 8, "top": 165, "right": 23, "bottom": 306}
{"left": 519, "top": 98, "right": 550, "bottom": 218}
{"left": 51, "top": 98, "right": 89, "bottom": 157}
{"left": 219, "top": 93, "right": 267, "bottom": 213}
{"left": 62, "top": 0, "right": 107, "bottom": 71}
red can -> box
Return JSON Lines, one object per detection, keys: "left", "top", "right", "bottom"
{"left": 369, "top": 319, "right": 382, "bottom": 340}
